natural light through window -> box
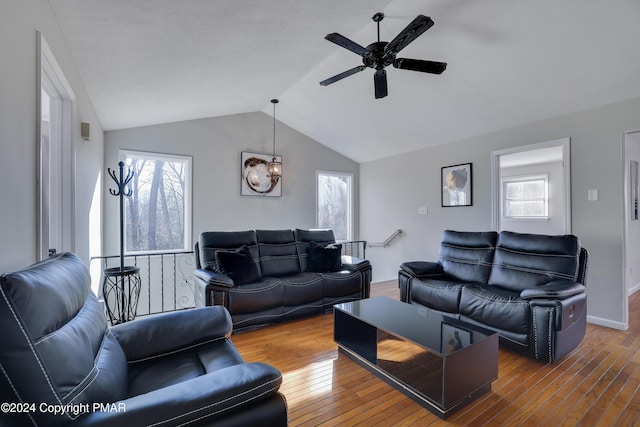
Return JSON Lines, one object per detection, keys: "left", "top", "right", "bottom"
{"left": 316, "top": 171, "right": 353, "bottom": 241}
{"left": 502, "top": 174, "right": 548, "bottom": 218}
{"left": 120, "top": 150, "right": 192, "bottom": 253}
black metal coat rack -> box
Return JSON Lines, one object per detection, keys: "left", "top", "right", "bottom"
{"left": 103, "top": 161, "right": 141, "bottom": 325}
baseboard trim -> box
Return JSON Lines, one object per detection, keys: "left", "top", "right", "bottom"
{"left": 587, "top": 315, "right": 628, "bottom": 331}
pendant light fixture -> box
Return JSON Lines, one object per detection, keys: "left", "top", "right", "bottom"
{"left": 267, "top": 99, "right": 282, "bottom": 179}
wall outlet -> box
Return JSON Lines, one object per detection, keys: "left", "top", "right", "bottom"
{"left": 588, "top": 189, "right": 599, "bottom": 201}
{"left": 418, "top": 206, "right": 428, "bottom": 215}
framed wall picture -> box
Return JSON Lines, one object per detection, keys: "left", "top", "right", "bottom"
{"left": 241, "top": 151, "right": 282, "bottom": 197}
{"left": 441, "top": 163, "right": 472, "bottom": 207}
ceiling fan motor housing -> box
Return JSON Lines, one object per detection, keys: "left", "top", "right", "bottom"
{"left": 364, "top": 41, "right": 392, "bottom": 69}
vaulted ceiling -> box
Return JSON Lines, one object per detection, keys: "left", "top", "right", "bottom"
{"left": 49, "top": 0, "right": 640, "bottom": 163}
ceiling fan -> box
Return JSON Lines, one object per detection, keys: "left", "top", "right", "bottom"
{"left": 320, "top": 12, "right": 447, "bottom": 99}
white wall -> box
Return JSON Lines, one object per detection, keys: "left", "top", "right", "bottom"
{"left": 103, "top": 112, "right": 359, "bottom": 254}
{"left": 361, "top": 97, "right": 640, "bottom": 328}
{"left": 0, "top": 0, "right": 103, "bottom": 272}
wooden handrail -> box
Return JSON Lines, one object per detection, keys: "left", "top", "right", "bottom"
{"left": 368, "top": 229, "right": 403, "bottom": 247}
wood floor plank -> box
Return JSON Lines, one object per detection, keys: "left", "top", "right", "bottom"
{"left": 229, "top": 282, "right": 640, "bottom": 426}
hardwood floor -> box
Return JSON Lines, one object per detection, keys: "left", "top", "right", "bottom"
{"left": 231, "top": 281, "right": 640, "bottom": 426}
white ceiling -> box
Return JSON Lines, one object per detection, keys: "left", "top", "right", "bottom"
{"left": 49, "top": 0, "right": 640, "bottom": 163}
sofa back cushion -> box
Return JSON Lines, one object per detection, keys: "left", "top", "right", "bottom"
{"left": 294, "top": 229, "right": 336, "bottom": 272}
{"left": 488, "top": 231, "right": 581, "bottom": 291}
{"left": 439, "top": 230, "right": 498, "bottom": 283}
{"left": 256, "top": 229, "right": 301, "bottom": 277}
{"left": 199, "top": 230, "right": 260, "bottom": 275}
{"left": 0, "top": 253, "right": 128, "bottom": 427}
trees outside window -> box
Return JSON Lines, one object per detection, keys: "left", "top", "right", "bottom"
{"left": 120, "top": 150, "right": 192, "bottom": 253}
{"left": 317, "top": 171, "right": 353, "bottom": 241}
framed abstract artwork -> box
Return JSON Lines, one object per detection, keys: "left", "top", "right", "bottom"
{"left": 441, "top": 163, "right": 472, "bottom": 207}
{"left": 241, "top": 151, "right": 282, "bottom": 197}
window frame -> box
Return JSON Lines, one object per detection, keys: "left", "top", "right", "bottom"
{"left": 316, "top": 170, "right": 354, "bottom": 241}
{"left": 501, "top": 173, "right": 549, "bottom": 220}
{"left": 119, "top": 149, "right": 193, "bottom": 254}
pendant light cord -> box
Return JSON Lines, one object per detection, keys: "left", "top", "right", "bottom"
{"left": 271, "top": 99, "right": 278, "bottom": 157}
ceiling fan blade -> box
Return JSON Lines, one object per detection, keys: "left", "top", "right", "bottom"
{"left": 384, "top": 15, "right": 434, "bottom": 57}
{"left": 394, "top": 58, "right": 447, "bottom": 74}
{"left": 374, "top": 69, "right": 388, "bottom": 99}
{"left": 320, "top": 66, "right": 366, "bottom": 86}
{"left": 325, "top": 33, "right": 372, "bottom": 58}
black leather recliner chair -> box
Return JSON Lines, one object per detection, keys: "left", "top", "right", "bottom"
{"left": 0, "top": 252, "right": 287, "bottom": 427}
{"left": 399, "top": 230, "right": 588, "bottom": 363}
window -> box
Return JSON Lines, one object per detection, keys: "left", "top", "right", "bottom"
{"left": 316, "top": 171, "right": 353, "bottom": 241}
{"left": 120, "top": 150, "right": 192, "bottom": 253}
{"left": 502, "top": 174, "right": 548, "bottom": 218}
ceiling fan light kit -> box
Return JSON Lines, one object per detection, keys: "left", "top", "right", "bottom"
{"left": 320, "top": 12, "right": 447, "bottom": 99}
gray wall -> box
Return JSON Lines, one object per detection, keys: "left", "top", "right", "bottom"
{"left": 0, "top": 0, "right": 103, "bottom": 272}
{"left": 104, "top": 112, "right": 359, "bottom": 254}
{"left": 361, "top": 96, "right": 640, "bottom": 329}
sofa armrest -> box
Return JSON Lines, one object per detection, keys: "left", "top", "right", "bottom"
{"left": 520, "top": 280, "right": 586, "bottom": 300}
{"left": 193, "top": 268, "right": 235, "bottom": 288}
{"left": 110, "top": 306, "right": 232, "bottom": 361}
{"left": 341, "top": 255, "right": 370, "bottom": 272}
{"left": 400, "top": 261, "right": 444, "bottom": 277}
{"left": 72, "top": 362, "right": 283, "bottom": 427}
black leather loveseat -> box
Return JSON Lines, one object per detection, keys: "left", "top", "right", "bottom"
{"left": 0, "top": 252, "right": 287, "bottom": 427}
{"left": 194, "top": 229, "right": 371, "bottom": 330}
{"left": 398, "top": 230, "right": 588, "bottom": 363}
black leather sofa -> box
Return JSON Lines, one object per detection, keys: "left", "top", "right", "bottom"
{"left": 398, "top": 230, "right": 588, "bottom": 362}
{"left": 0, "top": 252, "right": 287, "bottom": 427}
{"left": 194, "top": 229, "right": 371, "bottom": 330}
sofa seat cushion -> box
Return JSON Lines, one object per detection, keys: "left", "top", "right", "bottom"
{"left": 321, "top": 270, "right": 363, "bottom": 298}
{"left": 127, "top": 338, "right": 244, "bottom": 397}
{"left": 227, "top": 278, "right": 283, "bottom": 315}
{"left": 410, "top": 278, "right": 468, "bottom": 314}
{"left": 280, "top": 273, "right": 325, "bottom": 306}
{"left": 460, "top": 285, "right": 531, "bottom": 335}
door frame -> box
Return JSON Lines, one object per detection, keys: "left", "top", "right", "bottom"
{"left": 36, "top": 32, "right": 76, "bottom": 260}
{"left": 622, "top": 129, "right": 640, "bottom": 330}
{"left": 491, "top": 137, "right": 571, "bottom": 233}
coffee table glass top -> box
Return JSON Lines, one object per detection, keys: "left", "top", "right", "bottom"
{"left": 334, "top": 296, "right": 495, "bottom": 356}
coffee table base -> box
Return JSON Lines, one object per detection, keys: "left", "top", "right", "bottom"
{"left": 333, "top": 298, "right": 498, "bottom": 420}
{"left": 337, "top": 345, "right": 492, "bottom": 419}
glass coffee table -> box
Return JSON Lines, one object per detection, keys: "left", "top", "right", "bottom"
{"left": 334, "top": 296, "right": 498, "bottom": 419}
